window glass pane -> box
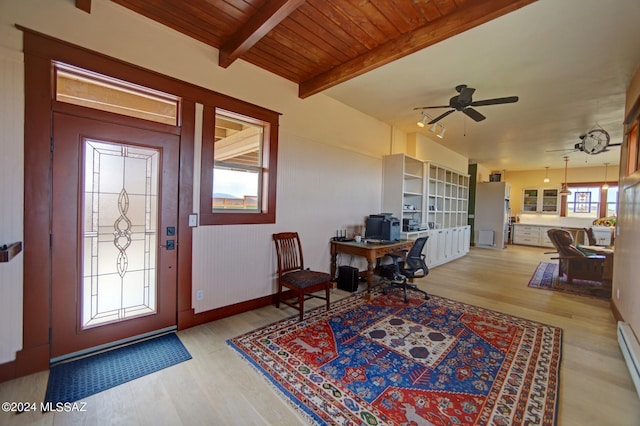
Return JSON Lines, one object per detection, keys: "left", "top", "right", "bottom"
{"left": 606, "top": 186, "right": 618, "bottom": 217}
{"left": 213, "top": 112, "right": 264, "bottom": 212}
{"left": 566, "top": 186, "right": 600, "bottom": 218}
{"left": 55, "top": 63, "right": 179, "bottom": 125}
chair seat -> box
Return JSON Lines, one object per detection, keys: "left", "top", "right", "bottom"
{"left": 282, "top": 270, "right": 331, "bottom": 288}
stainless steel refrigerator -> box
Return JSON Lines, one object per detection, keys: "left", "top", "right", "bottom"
{"left": 475, "top": 182, "right": 510, "bottom": 249}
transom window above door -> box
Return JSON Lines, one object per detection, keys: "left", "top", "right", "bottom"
{"left": 54, "top": 62, "right": 180, "bottom": 126}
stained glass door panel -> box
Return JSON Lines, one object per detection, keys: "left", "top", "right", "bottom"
{"left": 82, "top": 141, "right": 159, "bottom": 328}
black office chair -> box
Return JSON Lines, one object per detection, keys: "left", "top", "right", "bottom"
{"left": 381, "top": 236, "right": 430, "bottom": 302}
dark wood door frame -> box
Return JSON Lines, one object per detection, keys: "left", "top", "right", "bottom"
{"left": 2, "top": 29, "right": 197, "bottom": 380}
{"left": 0, "top": 28, "right": 282, "bottom": 382}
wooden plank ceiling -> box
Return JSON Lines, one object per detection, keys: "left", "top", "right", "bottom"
{"left": 91, "top": 0, "right": 536, "bottom": 98}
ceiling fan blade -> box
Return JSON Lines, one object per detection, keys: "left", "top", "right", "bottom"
{"left": 428, "top": 109, "right": 455, "bottom": 124}
{"left": 413, "top": 105, "right": 450, "bottom": 110}
{"left": 545, "top": 148, "right": 579, "bottom": 153}
{"left": 470, "top": 96, "right": 519, "bottom": 107}
{"left": 462, "top": 107, "right": 485, "bottom": 122}
{"left": 608, "top": 143, "right": 622, "bottom": 147}
{"left": 458, "top": 86, "right": 475, "bottom": 104}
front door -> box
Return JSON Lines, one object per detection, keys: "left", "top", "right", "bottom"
{"left": 50, "top": 112, "right": 179, "bottom": 359}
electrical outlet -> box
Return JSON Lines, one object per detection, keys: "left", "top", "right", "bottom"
{"left": 196, "top": 289, "right": 203, "bottom": 301}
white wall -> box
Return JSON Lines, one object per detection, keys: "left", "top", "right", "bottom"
{"left": 0, "top": 45, "right": 24, "bottom": 364}
{"left": 191, "top": 130, "right": 383, "bottom": 312}
{"left": 0, "top": 0, "right": 397, "bottom": 356}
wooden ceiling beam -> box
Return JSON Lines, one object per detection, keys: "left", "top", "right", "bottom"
{"left": 219, "top": 0, "right": 306, "bottom": 68}
{"left": 75, "top": 0, "right": 91, "bottom": 14}
{"left": 298, "top": 0, "right": 536, "bottom": 98}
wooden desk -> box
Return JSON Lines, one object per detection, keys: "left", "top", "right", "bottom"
{"left": 330, "top": 239, "right": 413, "bottom": 297}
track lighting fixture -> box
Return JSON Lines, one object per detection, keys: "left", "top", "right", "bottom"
{"left": 416, "top": 112, "right": 445, "bottom": 138}
{"left": 417, "top": 113, "right": 428, "bottom": 127}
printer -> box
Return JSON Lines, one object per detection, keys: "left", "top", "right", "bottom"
{"left": 365, "top": 213, "right": 401, "bottom": 241}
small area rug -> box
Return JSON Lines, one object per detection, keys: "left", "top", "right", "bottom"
{"left": 44, "top": 332, "right": 191, "bottom": 404}
{"left": 528, "top": 261, "right": 611, "bottom": 299}
{"left": 227, "top": 291, "right": 562, "bottom": 426}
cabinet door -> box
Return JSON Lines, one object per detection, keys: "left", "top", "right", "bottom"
{"left": 444, "top": 229, "right": 454, "bottom": 260}
{"left": 522, "top": 188, "right": 538, "bottom": 212}
{"left": 435, "top": 230, "right": 447, "bottom": 264}
{"left": 541, "top": 189, "right": 559, "bottom": 213}
{"left": 457, "top": 226, "right": 465, "bottom": 255}
{"left": 426, "top": 231, "right": 438, "bottom": 267}
{"left": 463, "top": 226, "right": 471, "bottom": 253}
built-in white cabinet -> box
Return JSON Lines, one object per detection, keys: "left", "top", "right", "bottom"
{"left": 399, "top": 226, "right": 471, "bottom": 268}
{"left": 382, "top": 154, "right": 471, "bottom": 268}
{"left": 512, "top": 224, "right": 555, "bottom": 247}
{"left": 522, "top": 188, "right": 559, "bottom": 213}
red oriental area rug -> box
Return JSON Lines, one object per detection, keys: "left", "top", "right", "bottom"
{"left": 227, "top": 291, "right": 562, "bottom": 426}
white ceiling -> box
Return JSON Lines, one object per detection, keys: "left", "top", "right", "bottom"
{"left": 323, "top": 0, "right": 640, "bottom": 172}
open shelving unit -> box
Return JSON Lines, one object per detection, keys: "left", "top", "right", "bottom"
{"left": 426, "top": 162, "right": 469, "bottom": 229}
{"left": 382, "top": 154, "right": 470, "bottom": 268}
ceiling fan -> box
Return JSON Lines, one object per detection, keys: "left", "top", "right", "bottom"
{"left": 413, "top": 84, "right": 519, "bottom": 124}
{"left": 546, "top": 128, "right": 621, "bottom": 155}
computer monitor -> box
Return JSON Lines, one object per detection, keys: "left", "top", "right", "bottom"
{"left": 364, "top": 216, "right": 383, "bottom": 239}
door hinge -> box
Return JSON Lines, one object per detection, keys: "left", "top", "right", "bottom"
{"left": 50, "top": 136, "right": 54, "bottom": 153}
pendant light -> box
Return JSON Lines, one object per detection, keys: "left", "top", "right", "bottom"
{"left": 559, "top": 156, "right": 571, "bottom": 196}
{"left": 543, "top": 166, "right": 550, "bottom": 183}
{"left": 602, "top": 163, "right": 609, "bottom": 190}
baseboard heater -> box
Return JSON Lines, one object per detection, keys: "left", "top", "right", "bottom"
{"left": 617, "top": 321, "right": 640, "bottom": 398}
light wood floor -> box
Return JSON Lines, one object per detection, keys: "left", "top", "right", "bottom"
{"left": 1, "top": 245, "right": 639, "bottom": 425}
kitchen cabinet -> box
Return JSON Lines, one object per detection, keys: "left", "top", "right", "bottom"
{"left": 522, "top": 188, "right": 559, "bottom": 213}
{"left": 512, "top": 224, "right": 555, "bottom": 247}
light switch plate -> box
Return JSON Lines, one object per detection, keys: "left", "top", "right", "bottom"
{"left": 188, "top": 214, "right": 198, "bottom": 227}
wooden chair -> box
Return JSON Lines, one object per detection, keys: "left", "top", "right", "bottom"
{"left": 272, "top": 232, "right": 331, "bottom": 321}
{"left": 546, "top": 229, "right": 606, "bottom": 283}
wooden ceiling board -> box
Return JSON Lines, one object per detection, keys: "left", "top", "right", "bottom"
{"left": 285, "top": 9, "right": 358, "bottom": 61}
{"left": 110, "top": 0, "right": 228, "bottom": 46}
{"left": 105, "top": 0, "right": 536, "bottom": 97}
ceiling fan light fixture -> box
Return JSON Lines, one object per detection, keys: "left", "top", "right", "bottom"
{"left": 429, "top": 123, "right": 437, "bottom": 132}
{"left": 437, "top": 126, "right": 446, "bottom": 139}
{"left": 543, "top": 166, "right": 550, "bottom": 183}
{"left": 417, "top": 113, "right": 427, "bottom": 128}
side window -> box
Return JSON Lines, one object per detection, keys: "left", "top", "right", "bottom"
{"left": 200, "top": 105, "right": 279, "bottom": 225}
{"left": 212, "top": 111, "right": 264, "bottom": 212}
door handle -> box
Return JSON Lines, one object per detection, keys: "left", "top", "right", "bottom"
{"left": 160, "top": 240, "right": 175, "bottom": 250}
